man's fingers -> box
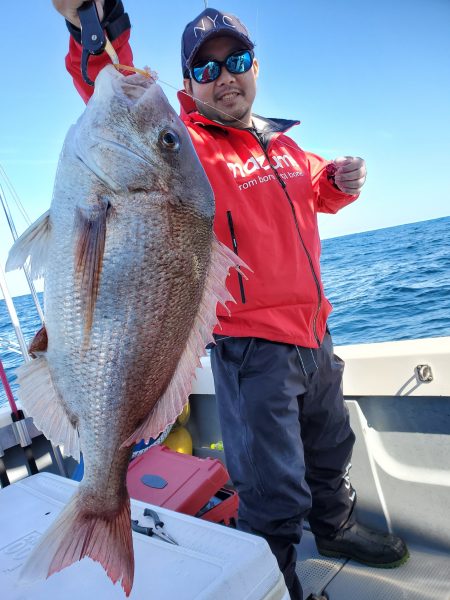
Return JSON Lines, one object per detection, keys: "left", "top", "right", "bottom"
{"left": 335, "top": 157, "right": 365, "bottom": 172}
{"left": 335, "top": 168, "right": 366, "bottom": 182}
{"left": 335, "top": 175, "right": 367, "bottom": 194}
{"left": 332, "top": 156, "right": 366, "bottom": 195}
{"left": 331, "top": 156, "right": 366, "bottom": 194}
{"left": 335, "top": 177, "right": 366, "bottom": 191}
{"left": 52, "top": 0, "right": 104, "bottom": 27}
{"left": 333, "top": 155, "right": 354, "bottom": 167}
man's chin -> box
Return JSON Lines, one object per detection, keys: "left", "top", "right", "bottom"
{"left": 216, "top": 106, "right": 250, "bottom": 127}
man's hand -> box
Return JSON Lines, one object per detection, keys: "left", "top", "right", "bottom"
{"left": 52, "top": 0, "right": 104, "bottom": 27}
{"left": 332, "top": 156, "right": 367, "bottom": 195}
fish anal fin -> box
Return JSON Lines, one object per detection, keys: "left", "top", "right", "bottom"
{"left": 20, "top": 492, "right": 134, "bottom": 596}
{"left": 74, "top": 199, "right": 109, "bottom": 338}
{"left": 29, "top": 325, "right": 48, "bottom": 356}
{"left": 16, "top": 356, "right": 80, "bottom": 461}
{"left": 5, "top": 211, "right": 51, "bottom": 279}
{"left": 122, "top": 236, "right": 250, "bottom": 447}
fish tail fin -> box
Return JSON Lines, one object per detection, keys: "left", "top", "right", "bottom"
{"left": 20, "top": 491, "right": 134, "bottom": 596}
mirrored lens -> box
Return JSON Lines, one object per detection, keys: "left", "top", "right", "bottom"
{"left": 191, "top": 50, "right": 253, "bottom": 84}
{"left": 193, "top": 61, "right": 221, "bottom": 83}
{"left": 226, "top": 51, "right": 253, "bottom": 74}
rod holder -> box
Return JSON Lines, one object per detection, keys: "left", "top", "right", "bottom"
{"left": 416, "top": 364, "right": 433, "bottom": 383}
{"left": 12, "top": 416, "right": 32, "bottom": 448}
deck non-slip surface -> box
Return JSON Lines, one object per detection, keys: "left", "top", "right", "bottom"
{"left": 296, "top": 531, "right": 450, "bottom": 600}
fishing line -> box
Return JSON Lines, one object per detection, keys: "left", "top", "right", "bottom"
{"left": 158, "top": 78, "right": 363, "bottom": 188}
{"left": 157, "top": 76, "right": 310, "bottom": 158}
{"left": 112, "top": 66, "right": 349, "bottom": 178}
{"left": 150, "top": 75, "right": 340, "bottom": 182}
{"left": 0, "top": 166, "right": 32, "bottom": 226}
{"left": 112, "top": 64, "right": 308, "bottom": 155}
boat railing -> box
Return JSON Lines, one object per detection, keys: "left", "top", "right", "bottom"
{"left": 0, "top": 337, "right": 21, "bottom": 355}
{"left": 0, "top": 166, "right": 66, "bottom": 481}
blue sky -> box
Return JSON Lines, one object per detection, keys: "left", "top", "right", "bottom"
{"left": 1, "top": 0, "right": 449, "bottom": 297}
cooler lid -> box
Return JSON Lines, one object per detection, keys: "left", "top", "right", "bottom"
{"left": 0, "top": 472, "right": 286, "bottom": 599}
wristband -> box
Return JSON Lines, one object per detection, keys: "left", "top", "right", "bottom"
{"left": 66, "top": 0, "right": 130, "bottom": 44}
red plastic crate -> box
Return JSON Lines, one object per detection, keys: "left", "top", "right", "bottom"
{"left": 127, "top": 445, "right": 237, "bottom": 523}
{"left": 196, "top": 487, "right": 239, "bottom": 525}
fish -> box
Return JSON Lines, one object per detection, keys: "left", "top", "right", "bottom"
{"left": 6, "top": 65, "right": 247, "bottom": 595}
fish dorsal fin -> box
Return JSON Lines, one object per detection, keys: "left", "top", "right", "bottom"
{"left": 5, "top": 211, "right": 51, "bottom": 278}
{"left": 16, "top": 355, "right": 80, "bottom": 461}
{"left": 122, "top": 236, "right": 250, "bottom": 447}
{"left": 74, "top": 199, "right": 109, "bottom": 337}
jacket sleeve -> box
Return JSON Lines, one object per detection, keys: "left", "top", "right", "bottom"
{"left": 306, "top": 151, "right": 359, "bottom": 214}
{"left": 64, "top": 0, "right": 133, "bottom": 104}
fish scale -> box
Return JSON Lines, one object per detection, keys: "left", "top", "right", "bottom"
{"left": 6, "top": 65, "right": 248, "bottom": 595}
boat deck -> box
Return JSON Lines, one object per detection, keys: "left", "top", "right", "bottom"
{"left": 1, "top": 338, "right": 450, "bottom": 598}
{"left": 2, "top": 398, "right": 449, "bottom": 599}
{"left": 297, "top": 532, "right": 450, "bottom": 599}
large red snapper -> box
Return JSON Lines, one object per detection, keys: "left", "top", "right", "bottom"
{"left": 6, "top": 65, "right": 246, "bottom": 595}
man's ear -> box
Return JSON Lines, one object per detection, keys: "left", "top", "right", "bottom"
{"left": 253, "top": 57, "right": 259, "bottom": 79}
{"left": 183, "top": 78, "right": 193, "bottom": 94}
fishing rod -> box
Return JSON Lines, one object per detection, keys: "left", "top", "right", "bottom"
{"left": 0, "top": 169, "right": 68, "bottom": 481}
{"left": 0, "top": 263, "right": 67, "bottom": 481}
{"left": 0, "top": 263, "right": 30, "bottom": 360}
{"left": 0, "top": 354, "right": 38, "bottom": 485}
{"left": 0, "top": 356, "right": 19, "bottom": 419}
{"left": 0, "top": 181, "right": 44, "bottom": 324}
{"left": 0, "top": 353, "right": 17, "bottom": 487}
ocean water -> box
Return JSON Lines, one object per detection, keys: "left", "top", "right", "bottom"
{"left": 1, "top": 216, "right": 449, "bottom": 408}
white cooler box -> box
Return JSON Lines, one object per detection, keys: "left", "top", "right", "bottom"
{"left": 0, "top": 473, "right": 288, "bottom": 600}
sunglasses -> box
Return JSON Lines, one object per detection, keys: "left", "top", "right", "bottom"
{"left": 191, "top": 49, "right": 254, "bottom": 84}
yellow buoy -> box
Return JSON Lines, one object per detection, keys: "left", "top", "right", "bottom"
{"left": 177, "top": 402, "right": 191, "bottom": 426}
{"left": 163, "top": 426, "right": 193, "bottom": 455}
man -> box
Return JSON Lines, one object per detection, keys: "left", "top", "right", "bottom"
{"left": 52, "top": 2, "right": 409, "bottom": 598}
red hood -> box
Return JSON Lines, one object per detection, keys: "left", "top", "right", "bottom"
{"left": 177, "top": 90, "right": 301, "bottom": 139}
{"left": 177, "top": 89, "right": 237, "bottom": 129}
{"left": 178, "top": 89, "right": 197, "bottom": 118}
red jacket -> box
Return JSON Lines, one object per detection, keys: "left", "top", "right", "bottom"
{"left": 65, "top": 30, "right": 359, "bottom": 348}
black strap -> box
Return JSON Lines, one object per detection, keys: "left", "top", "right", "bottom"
{"left": 104, "top": 12, "right": 131, "bottom": 41}
{"left": 0, "top": 456, "right": 10, "bottom": 488}
{"left": 296, "top": 345, "right": 319, "bottom": 377}
{"left": 66, "top": 0, "right": 130, "bottom": 44}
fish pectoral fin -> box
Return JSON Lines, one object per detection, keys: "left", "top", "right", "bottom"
{"left": 6, "top": 210, "right": 51, "bottom": 278}
{"left": 16, "top": 355, "right": 80, "bottom": 461}
{"left": 29, "top": 324, "right": 48, "bottom": 356}
{"left": 74, "top": 198, "right": 110, "bottom": 336}
{"left": 121, "top": 236, "right": 250, "bottom": 447}
{"left": 20, "top": 492, "right": 134, "bottom": 596}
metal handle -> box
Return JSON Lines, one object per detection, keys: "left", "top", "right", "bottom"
{"left": 78, "top": 1, "right": 106, "bottom": 85}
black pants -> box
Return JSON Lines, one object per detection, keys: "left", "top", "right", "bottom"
{"left": 210, "top": 333, "right": 356, "bottom": 600}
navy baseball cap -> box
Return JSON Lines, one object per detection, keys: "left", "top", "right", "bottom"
{"left": 181, "top": 8, "right": 254, "bottom": 77}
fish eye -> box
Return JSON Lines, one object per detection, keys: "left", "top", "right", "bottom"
{"left": 159, "top": 129, "right": 180, "bottom": 151}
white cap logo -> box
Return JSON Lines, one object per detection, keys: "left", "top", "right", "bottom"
{"left": 193, "top": 14, "right": 237, "bottom": 38}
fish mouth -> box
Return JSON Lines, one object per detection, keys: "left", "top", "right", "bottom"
{"left": 98, "top": 64, "right": 156, "bottom": 89}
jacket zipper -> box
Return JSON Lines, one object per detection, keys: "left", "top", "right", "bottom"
{"left": 226, "top": 210, "right": 246, "bottom": 304}
{"left": 249, "top": 133, "right": 322, "bottom": 345}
